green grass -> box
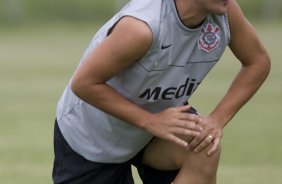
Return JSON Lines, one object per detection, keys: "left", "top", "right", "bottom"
{"left": 0, "top": 22, "right": 281, "bottom": 184}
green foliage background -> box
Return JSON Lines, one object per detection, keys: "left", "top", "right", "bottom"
{"left": 0, "top": 0, "right": 115, "bottom": 24}
{"left": 0, "top": 0, "right": 281, "bottom": 24}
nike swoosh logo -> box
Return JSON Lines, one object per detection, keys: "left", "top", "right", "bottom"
{"left": 161, "top": 44, "right": 172, "bottom": 50}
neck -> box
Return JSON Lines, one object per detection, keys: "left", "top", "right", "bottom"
{"left": 175, "top": 0, "right": 208, "bottom": 28}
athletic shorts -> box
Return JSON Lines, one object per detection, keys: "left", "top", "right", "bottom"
{"left": 52, "top": 120, "right": 179, "bottom": 184}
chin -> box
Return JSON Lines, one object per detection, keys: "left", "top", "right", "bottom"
{"left": 215, "top": 10, "right": 227, "bottom": 15}
{"left": 212, "top": 7, "right": 228, "bottom": 15}
{"left": 212, "top": 1, "right": 229, "bottom": 15}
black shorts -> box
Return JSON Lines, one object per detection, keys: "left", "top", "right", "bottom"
{"left": 52, "top": 120, "right": 179, "bottom": 184}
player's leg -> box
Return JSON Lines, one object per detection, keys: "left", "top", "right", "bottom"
{"left": 173, "top": 142, "right": 220, "bottom": 184}
{"left": 52, "top": 119, "right": 134, "bottom": 184}
{"left": 141, "top": 137, "right": 220, "bottom": 184}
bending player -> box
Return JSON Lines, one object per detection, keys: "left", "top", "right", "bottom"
{"left": 53, "top": 0, "right": 270, "bottom": 183}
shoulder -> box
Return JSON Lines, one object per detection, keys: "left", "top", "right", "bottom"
{"left": 97, "top": 16, "right": 154, "bottom": 66}
{"left": 227, "top": 0, "right": 258, "bottom": 48}
{"left": 109, "top": 16, "right": 153, "bottom": 54}
{"left": 226, "top": 0, "right": 269, "bottom": 65}
{"left": 227, "top": 0, "right": 252, "bottom": 37}
{"left": 117, "top": 0, "right": 165, "bottom": 39}
{"left": 115, "top": 16, "right": 153, "bottom": 38}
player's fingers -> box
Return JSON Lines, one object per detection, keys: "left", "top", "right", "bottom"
{"left": 178, "top": 113, "right": 201, "bottom": 124}
{"left": 193, "top": 134, "right": 214, "bottom": 153}
{"left": 178, "top": 104, "right": 192, "bottom": 112}
{"left": 188, "top": 134, "right": 204, "bottom": 149}
{"left": 207, "top": 137, "right": 220, "bottom": 156}
{"left": 167, "top": 134, "right": 189, "bottom": 149}
{"left": 171, "top": 127, "right": 201, "bottom": 137}
{"left": 175, "top": 120, "right": 203, "bottom": 131}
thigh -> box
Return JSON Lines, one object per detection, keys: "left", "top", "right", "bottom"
{"left": 142, "top": 137, "right": 190, "bottom": 170}
{"left": 142, "top": 137, "right": 221, "bottom": 184}
{"left": 141, "top": 104, "right": 218, "bottom": 171}
{"left": 52, "top": 120, "right": 134, "bottom": 184}
{"left": 142, "top": 135, "right": 220, "bottom": 170}
{"left": 131, "top": 143, "right": 179, "bottom": 184}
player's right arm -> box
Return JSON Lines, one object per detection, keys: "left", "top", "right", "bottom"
{"left": 71, "top": 16, "right": 202, "bottom": 148}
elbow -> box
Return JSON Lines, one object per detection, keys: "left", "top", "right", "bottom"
{"left": 261, "top": 52, "right": 271, "bottom": 79}
{"left": 253, "top": 53, "right": 271, "bottom": 84}
{"left": 70, "top": 75, "right": 103, "bottom": 104}
{"left": 242, "top": 52, "right": 271, "bottom": 83}
{"left": 70, "top": 76, "right": 88, "bottom": 100}
{"left": 251, "top": 51, "right": 271, "bottom": 75}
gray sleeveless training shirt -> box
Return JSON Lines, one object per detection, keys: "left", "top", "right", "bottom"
{"left": 56, "top": 0, "right": 230, "bottom": 163}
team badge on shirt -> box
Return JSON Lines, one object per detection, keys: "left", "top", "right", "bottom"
{"left": 198, "top": 23, "right": 221, "bottom": 52}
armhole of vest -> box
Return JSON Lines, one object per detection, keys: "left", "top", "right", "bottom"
{"left": 224, "top": 13, "right": 231, "bottom": 45}
{"left": 106, "top": 14, "right": 158, "bottom": 58}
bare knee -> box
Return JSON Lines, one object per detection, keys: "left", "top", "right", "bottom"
{"left": 172, "top": 145, "right": 220, "bottom": 184}
{"left": 142, "top": 137, "right": 220, "bottom": 175}
{"left": 185, "top": 145, "right": 221, "bottom": 179}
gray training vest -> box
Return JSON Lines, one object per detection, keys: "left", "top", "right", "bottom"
{"left": 56, "top": 0, "right": 230, "bottom": 163}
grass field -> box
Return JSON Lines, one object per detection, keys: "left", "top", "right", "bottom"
{"left": 0, "top": 22, "right": 281, "bottom": 184}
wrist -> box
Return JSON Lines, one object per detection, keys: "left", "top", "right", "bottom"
{"left": 136, "top": 111, "right": 154, "bottom": 131}
{"left": 208, "top": 113, "right": 229, "bottom": 129}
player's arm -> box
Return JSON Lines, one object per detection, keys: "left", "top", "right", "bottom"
{"left": 210, "top": 0, "right": 271, "bottom": 127}
{"left": 189, "top": 0, "right": 271, "bottom": 155}
{"left": 71, "top": 17, "right": 153, "bottom": 127}
{"left": 71, "top": 16, "right": 202, "bottom": 148}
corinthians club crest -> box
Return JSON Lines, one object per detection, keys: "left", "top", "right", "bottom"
{"left": 198, "top": 23, "right": 221, "bottom": 52}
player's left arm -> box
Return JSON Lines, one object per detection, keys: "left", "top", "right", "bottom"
{"left": 189, "top": 0, "right": 271, "bottom": 155}
{"left": 212, "top": 0, "right": 271, "bottom": 127}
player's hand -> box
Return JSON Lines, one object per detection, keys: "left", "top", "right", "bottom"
{"left": 188, "top": 115, "right": 223, "bottom": 156}
{"left": 145, "top": 105, "right": 203, "bottom": 149}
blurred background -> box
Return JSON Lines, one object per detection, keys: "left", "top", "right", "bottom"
{"left": 0, "top": 0, "right": 281, "bottom": 183}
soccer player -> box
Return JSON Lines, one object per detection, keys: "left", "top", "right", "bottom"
{"left": 52, "top": 0, "right": 270, "bottom": 183}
